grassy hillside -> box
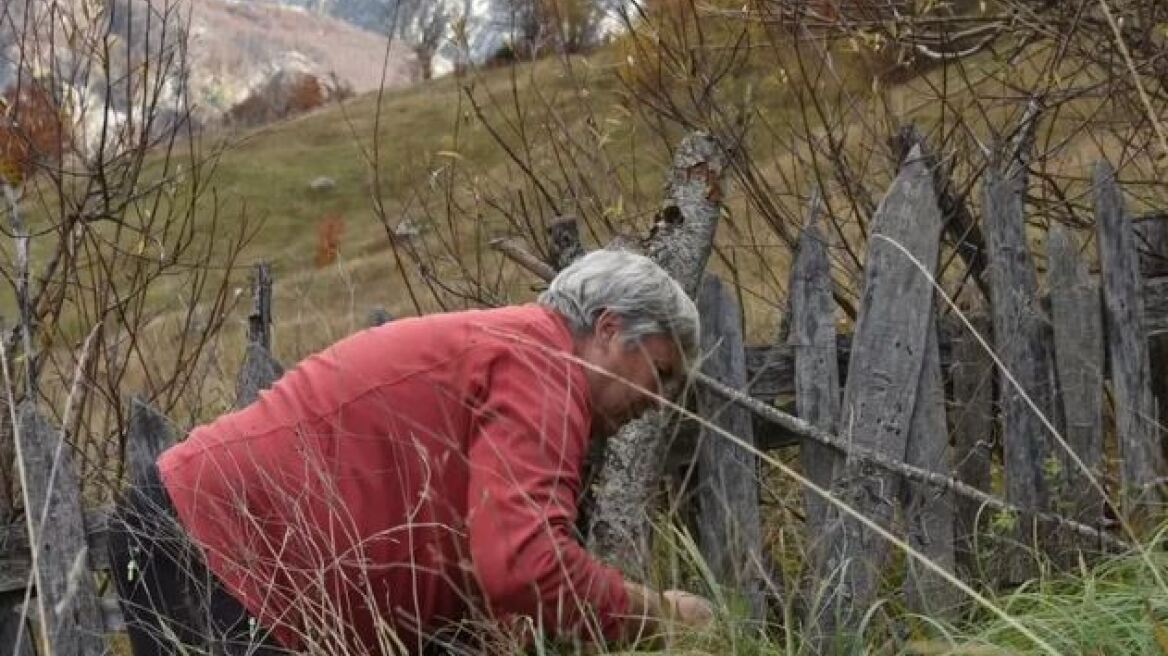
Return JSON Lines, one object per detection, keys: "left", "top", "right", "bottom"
{"left": 165, "top": 42, "right": 1141, "bottom": 366}
{"left": 168, "top": 53, "right": 660, "bottom": 358}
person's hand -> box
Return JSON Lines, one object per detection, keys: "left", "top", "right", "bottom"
{"left": 661, "top": 589, "right": 714, "bottom": 627}
{"left": 617, "top": 582, "right": 715, "bottom": 648}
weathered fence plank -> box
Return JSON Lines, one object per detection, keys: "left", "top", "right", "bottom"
{"left": 890, "top": 125, "right": 989, "bottom": 300}
{"left": 0, "top": 602, "right": 36, "bottom": 656}
{"left": 547, "top": 215, "right": 586, "bottom": 271}
{"left": 366, "top": 307, "right": 393, "bottom": 327}
{"left": 0, "top": 509, "right": 109, "bottom": 594}
{"left": 247, "top": 262, "right": 274, "bottom": 350}
{"left": 902, "top": 322, "right": 957, "bottom": 616}
{"left": 235, "top": 263, "right": 284, "bottom": 409}
{"left": 1095, "top": 160, "right": 1165, "bottom": 512}
{"left": 125, "top": 397, "right": 176, "bottom": 479}
{"left": 1047, "top": 226, "right": 1104, "bottom": 530}
{"left": 787, "top": 194, "right": 840, "bottom": 551}
{"left": 588, "top": 131, "right": 726, "bottom": 575}
{"left": 0, "top": 402, "right": 31, "bottom": 656}
{"left": 0, "top": 408, "right": 13, "bottom": 525}
{"left": 1138, "top": 276, "right": 1168, "bottom": 335}
{"left": 694, "top": 275, "right": 766, "bottom": 620}
{"left": 1136, "top": 215, "right": 1168, "bottom": 278}
{"left": 947, "top": 315, "right": 994, "bottom": 578}
{"left": 983, "top": 159, "right": 1057, "bottom": 582}
{"left": 1137, "top": 218, "right": 1168, "bottom": 500}
{"left": 235, "top": 344, "right": 284, "bottom": 409}
{"left": 12, "top": 402, "right": 103, "bottom": 656}
{"left": 813, "top": 146, "right": 942, "bottom": 643}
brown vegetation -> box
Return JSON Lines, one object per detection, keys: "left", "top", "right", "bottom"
{"left": 315, "top": 214, "right": 346, "bottom": 268}
{"left": 0, "top": 80, "right": 68, "bottom": 187}
{"left": 227, "top": 71, "right": 350, "bottom": 127}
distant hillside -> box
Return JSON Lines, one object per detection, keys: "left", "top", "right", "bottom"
{"left": 0, "top": 0, "right": 416, "bottom": 147}
{"left": 245, "top": 0, "right": 628, "bottom": 76}
{"left": 249, "top": 0, "right": 502, "bottom": 75}
{"left": 167, "top": 0, "right": 417, "bottom": 124}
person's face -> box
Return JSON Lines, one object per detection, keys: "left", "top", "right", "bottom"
{"left": 581, "top": 310, "right": 684, "bottom": 437}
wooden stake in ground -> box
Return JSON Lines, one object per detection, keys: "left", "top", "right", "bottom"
{"left": 948, "top": 313, "right": 994, "bottom": 578}
{"left": 903, "top": 321, "right": 957, "bottom": 616}
{"left": 984, "top": 154, "right": 1057, "bottom": 583}
{"left": 1095, "top": 160, "right": 1166, "bottom": 514}
{"left": 787, "top": 193, "right": 840, "bottom": 561}
{"left": 1047, "top": 226, "right": 1104, "bottom": 532}
{"left": 236, "top": 262, "right": 284, "bottom": 409}
{"left": 11, "top": 403, "right": 105, "bottom": 656}
{"left": 694, "top": 274, "right": 766, "bottom": 620}
{"left": 810, "top": 146, "right": 942, "bottom": 647}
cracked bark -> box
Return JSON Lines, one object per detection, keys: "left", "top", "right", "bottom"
{"left": 586, "top": 132, "right": 728, "bottom": 575}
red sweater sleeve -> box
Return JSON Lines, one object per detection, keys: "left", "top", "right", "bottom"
{"left": 465, "top": 343, "right": 629, "bottom": 643}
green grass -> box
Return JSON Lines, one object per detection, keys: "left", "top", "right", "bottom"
{"left": 921, "top": 547, "right": 1168, "bottom": 655}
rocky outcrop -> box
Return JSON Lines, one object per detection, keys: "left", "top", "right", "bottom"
{"left": 0, "top": 0, "right": 416, "bottom": 156}
{"left": 185, "top": 0, "right": 414, "bottom": 124}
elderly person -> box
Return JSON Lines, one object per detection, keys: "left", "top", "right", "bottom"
{"left": 108, "top": 249, "right": 714, "bottom": 655}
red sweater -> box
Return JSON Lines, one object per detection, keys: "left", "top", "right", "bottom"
{"left": 157, "top": 304, "right": 629, "bottom": 653}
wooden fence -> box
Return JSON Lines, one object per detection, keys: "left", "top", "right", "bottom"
{"left": 4, "top": 143, "right": 1168, "bottom": 653}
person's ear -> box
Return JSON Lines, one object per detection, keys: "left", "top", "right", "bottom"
{"left": 594, "top": 309, "right": 621, "bottom": 343}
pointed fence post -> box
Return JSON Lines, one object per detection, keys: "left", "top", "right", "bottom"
{"left": 947, "top": 313, "right": 994, "bottom": 579}
{"left": 12, "top": 402, "right": 104, "bottom": 656}
{"left": 1095, "top": 161, "right": 1166, "bottom": 515}
{"left": 787, "top": 193, "right": 840, "bottom": 559}
{"left": 1136, "top": 215, "right": 1168, "bottom": 443}
{"left": 547, "top": 216, "right": 586, "bottom": 271}
{"left": 812, "top": 146, "right": 942, "bottom": 645}
{"left": 983, "top": 157, "right": 1058, "bottom": 582}
{"left": 902, "top": 321, "right": 957, "bottom": 616}
{"left": 1047, "top": 226, "right": 1105, "bottom": 536}
{"left": 236, "top": 263, "right": 284, "bottom": 409}
{"left": 246, "top": 262, "right": 273, "bottom": 350}
{"left": 0, "top": 393, "right": 32, "bottom": 656}
{"left": 694, "top": 275, "right": 766, "bottom": 621}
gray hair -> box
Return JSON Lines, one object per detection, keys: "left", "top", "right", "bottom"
{"left": 538, "top": 249, "right": 700, "bottom": 363}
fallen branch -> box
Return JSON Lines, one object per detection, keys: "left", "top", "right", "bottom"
{"left": 489, "top": 236, "right": 557, "bottom": 282}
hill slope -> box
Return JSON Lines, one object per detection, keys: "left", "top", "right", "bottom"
{"left": 168, "top": 0, "right": 417, "bottom": 124}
